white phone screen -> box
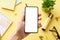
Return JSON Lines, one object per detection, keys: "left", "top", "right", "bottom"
{"left": 25, "top": 7, "right": 38, "bottom": 33}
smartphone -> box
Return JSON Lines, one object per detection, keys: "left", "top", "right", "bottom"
{"left": 25, "top": 6, "right": 38, "bottom": 33}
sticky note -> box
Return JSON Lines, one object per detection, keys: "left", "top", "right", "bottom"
{"left": 16, "top": 0, "right": 22, "bottom": 5}
{"left": 25, "top": 6, "right": 38, "bottom": 33}
{"left": 2, "top": 0, "right": 16, "bottom": 10}
{"left": 0, "top": 12, "right": 12, "bottom": 36}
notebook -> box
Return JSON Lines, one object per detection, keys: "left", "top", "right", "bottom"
{"left": 16, "top": 0, "right": 22, "bottom": 5}
{"left": 0, "top": 12, "right": 12, "bottom": 36}
{"left": 2, "top": 0, "right": 16, "bottom": 10}
{"left": 2, "top": 0, "right": 22, "bottom": 10}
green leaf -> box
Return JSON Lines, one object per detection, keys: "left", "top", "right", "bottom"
{"left": 42, "top": 0, "right": 56, "bottom": 12}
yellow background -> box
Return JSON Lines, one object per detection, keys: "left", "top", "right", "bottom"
{"left": 0, "top": 0, "right": 60, "bottom": 40}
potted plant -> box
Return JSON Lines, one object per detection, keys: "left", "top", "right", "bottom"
{"left": 42, "top": 0, "right": 56, "bottom": 13}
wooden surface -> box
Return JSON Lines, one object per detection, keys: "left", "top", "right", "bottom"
{"left": 0, "top": 0, "right": 60, "bottom": 40}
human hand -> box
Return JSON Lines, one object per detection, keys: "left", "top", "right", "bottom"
{"left": 11, "top": 14, "right": 42, "bottom": 40}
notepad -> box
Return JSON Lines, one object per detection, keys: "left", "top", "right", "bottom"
{"left": 0, "top": 12, "right": 12, "bottom": 36}
{"left": 16, "top": 0, "right": 22, "bottom": 5}
{"left": 25, "top": 7, "right": 38, "bottom": 33}
{"left": 0, "top": 35, "right": 1, "bottom": 40}
{"left": 2, "top": 0, "right": 16, "bottom": 10}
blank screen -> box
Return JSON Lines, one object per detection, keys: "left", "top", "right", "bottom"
{"left": 25, "top": 7, "right": 38, "bottom": 33}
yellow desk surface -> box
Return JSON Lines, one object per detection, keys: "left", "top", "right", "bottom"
{"left": 0, "top": 0, "right": 60, "bottom": 40}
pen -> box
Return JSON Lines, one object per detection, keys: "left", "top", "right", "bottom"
{"left": 42, "top": 13, "right": 53, "bottom": 31}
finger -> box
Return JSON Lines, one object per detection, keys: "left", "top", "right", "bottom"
{"left": 38, "top": 14, "right": 42, "bottom": 21}
{"left": 22, "top": 15, "right": 25, "bottom": 22}
{"left": 38, "top": 18, "right": 42, "bottom": 21}
{"left": 38, "top": 23, "right": 42, "bottom": 28}
{"left": 23, "top": 16, "right": 25, "bottom": 21}
{"left": 38, "top": 14, "right": 41, "bottom": 17}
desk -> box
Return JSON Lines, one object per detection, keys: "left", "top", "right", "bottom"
{"left": 0, "top": 0, "right": 60, "bottom": 40}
